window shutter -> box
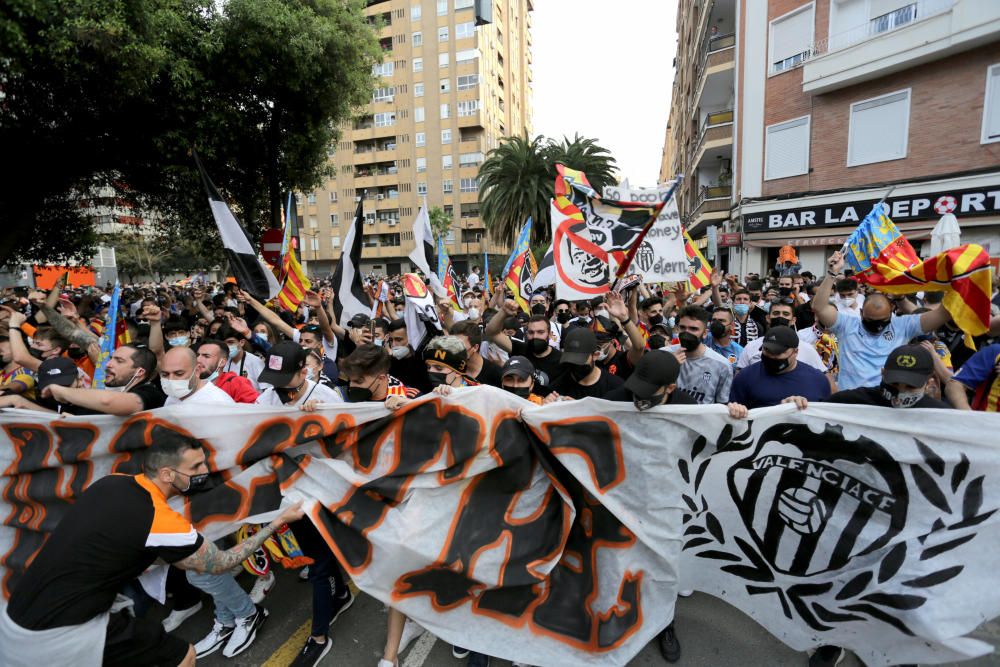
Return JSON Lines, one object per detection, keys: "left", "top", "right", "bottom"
{"left": 984, "top": 65, "right": 1000, "bottom": 142}
{"left": 771, "top": 7, "right": 813, "bottom": 64}
{"left": 765, "top": 116, "right": 810, "bottom": 180}
{"left": 849, "top": 91, "right": 909, "bottom": 165}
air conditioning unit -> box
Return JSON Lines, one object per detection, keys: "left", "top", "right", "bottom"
{"left": 377, "top": 194, "right": 385, "bottom": 200}
{"left": 388, "top": 219, "right": 398, "bottom": 226}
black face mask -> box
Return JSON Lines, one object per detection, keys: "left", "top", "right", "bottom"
{"left": 427, "top": 370, "right": 450, "bottom": 388}
{"left": 709, "top": 321, "right": 728, "bottom": 339}
{"left": 531, "top": 304, "right": 547, "bottom": 316}
{"left": 556, "top": 311, "right": 572, "bottom": 324}
{"left": 647, "top": 334, "right": 667, "bottom": 350}
{"left": 761, "top": 355, "right": 791, "bottom": 375}
{"left": 749, "top": 293, "right": 761, "bottom": 302}
{"left": 275, "top": 379, "right": 305, "bottom": 405}
{"left": 634, "top": 392, "right": 666, "bottom": 411}
{"left": 66, "top": 347, "right": 86, "bottom": 360}
{"left": 528, "top": 338, "right": 549, "bottom": 355}
{"left": 347, "top": 386, "right": 373, "bottom": 402}
{"left": 769, "top": 317, "right": 790, "bottom": 329}
{"left": 862, "top": 318, "right": 891, "bottom": 335}
{"left": 504, "top": 385, "right": 531, "bottom": 399}
{"left": 173, "top": 470, "right": 210, "bottom": 496}
{"left": 648, "top": 314, "right": 664, "bottom": 326}
{"left": 566, "top": 363, "right": 593, "bottom": 381}
{"left": 779, "top": 286, "right": 793, "bottom": 297}
{"left": 29, "top": 347, "right": 45, "bottom": 360}
{"left": 678, "top": 332, "right": 700, "bottom": 352}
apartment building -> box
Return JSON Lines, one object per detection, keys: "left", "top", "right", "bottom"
{"left": 298, "top": 0, "right": 532, "bottom": 276}
{"left": 665, "top": 0, "right": 1000, "bottom": 276}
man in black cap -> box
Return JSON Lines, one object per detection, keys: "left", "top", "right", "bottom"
{"left": 728, "top": 326, "right": 831, "bottom": 409}
{"left": 0, "top": 356, "right": 83, "bottom": 413}
{"left": 550, "top": 327, "right": 623, "bottom": 400}
{"left": 824, "top": 343, "right": 950, "bottom": 409}
{"left": 255, "top": 341, "right": 343, "bottom": 409}
{"left": 605, "top": 350, "right": 696, "bottom": 409}
{"left": 499, "top": 356, "right": 544, "bottom": 403}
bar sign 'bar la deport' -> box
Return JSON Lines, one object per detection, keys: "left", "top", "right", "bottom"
{"left": 742, "top": 184, "right": 1000, "bottom": 232}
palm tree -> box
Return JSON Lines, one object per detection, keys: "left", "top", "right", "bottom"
{"left": 478, "top": 134, "right": 618, "bottom": 247}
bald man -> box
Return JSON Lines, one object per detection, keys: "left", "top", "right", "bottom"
{"left": 159, "top": 347, "right": 235, "bottom": 406}
{"left": 814, "top": 250, "right": 951, "bottom": 390}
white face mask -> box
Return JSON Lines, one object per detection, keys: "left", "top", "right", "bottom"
{"left": 167, "top": 336, "right": 189, "bottom": 348}
{"left": 305, "top": 368, "right": 316, "bottom": 382}
{"left": 465, "top": 307, "right": 480, "bottom": 320}
{"left": 373, "top": 338, "right": 384, "bottom": 347}
{"left": 463, "top": 298, "right": 473, "bottom": 308}
{"left": 161, "top": 375, "right": 194, "bottom": 399}
{"left": 390, "top": 345, "right": 410, "bottom": 360}
{"left": 255, "top": 331, "right": 269, "bottom": 342}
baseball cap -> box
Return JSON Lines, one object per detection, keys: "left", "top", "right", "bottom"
{"left": 501, "top": 356, "right": 535, "bottom": 379}
{"left": 348, "top": 313, "right": 371, "bottom": 329}
{"left": 560, "top": 327, "right": 598, "bottom": 365}
{"left": 761, "top": 326, "right": 799, "bottom": 354}
{"left": 258, "top": 341, "right": 308, "bottom": 387}
{"left": 884, "top": 344, "right": 934, "bottom": 387}
{"left": 37, "top": 357, "right": 79, "bottom": 390}
{"left": 590, "top": 314, "right": 620, "bottom": 341}
{"left": 625, "top": 351, "right": 681, "bottom": 399}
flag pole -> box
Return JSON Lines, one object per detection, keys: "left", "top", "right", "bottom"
{"left": 612, "top": 175, "right": 683, "bottom": 289}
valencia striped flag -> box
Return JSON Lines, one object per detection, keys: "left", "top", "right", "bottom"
{"left": 276, "top": 193, "right": 311, "bottom": 311}
{"left": 684, "top": 229, "right": 712, "bottom": 290}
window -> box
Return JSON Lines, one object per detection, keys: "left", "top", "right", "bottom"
{"left": 411, "top": 4, "right": 421, "bottom": 19}
{"left": 459, "top": 152, "right": 483, "bottom": 166}
{"left": 412, "top": 31, "right": 422, "bottom": 46}
{"left": 307, "top": 193, "right": 317, "bottom": 204}
{"left": 848, "top": 89, "right": 910, "bottom": 166}
{"left": 372, "top": 62, "right": 394, "bottom": 78}
{"left": 415, "top": 106, "right": 425, "bottom": 122}
{"left": 330, "top": 213, "right": 339, "bottom": 225}
{"left": 373, "top": 86, "right": 394, "bottom": 102}
{"left": 457, "top": 99, "right": 479, "bottom": 116}
{"left": 374, "top": 112, "right": 396, "bottom": 127}
{"left": 442, "top": 128, "right": 452, "bottom": 143}
{"left": 416, "top": 132, "right": 426, "bottom": 146}
{"left": 442, "top": 155, "right": 453, "bottom": 169}
{"left": 440, "top": 77, "right": 451, "bottom": 92}
{"left": 769, "top": 4, "right": 813, "bottom": 75}
{"left": 308, "top": 216, "right": 318, "bottom": 228}
{"left": 460, "top": 177, "right": 478, "bottom": 192}
{"left": 413, "top": 57, "right": 423, "bottom": 72}
{"left": 870, "top": 2, "right": 917, "bottom": 35}
{"left": 456, "top": 48, "right": 477, "bottom": 63}
{"left": 414, "top": 82, "right": 424, "bottom": 97}
{"left": 329, "top": 191, "right": 338, "bottom": 202}
{"left": 443, "top": 179, "right": 454, "bottom": 193}
{"left": 983, "top": 64, "right": 1000, "bottom": 144}
{"left": 440, "top": 103, "right": 450, "bottom": 119}
{"left": 416, "top": 157, "right": 427, "bottom": 172}
{"left": 456, "top": 21, "right": 475, "bottom": 39}
{"left": 438, "top": 26, "right": 449, "bottom": 41}
{"left": 457, "top": 74, "right": 479, "bottom": 90}
{"left": 456, "top": 0, "right": 474, "bottom": 8}
{"left": 310, "top": 237, "right": 319, "bottom": 251}
{"left": 417, "top": 182, "right": 428, "bottom": 195}
{"left": 331, "top": 236, "right": 341, "bottom": 249}
{"left": 765, "top": 116, "right": 810, "bottom": 180}
{"left": 439, "top": 52, "right": 450, "bottom": 68}
{"left": 437, "top": 0, "right": 448, "bottom": 15}
{"left": 445, "top": 228, "right": 455, "bottom": 243}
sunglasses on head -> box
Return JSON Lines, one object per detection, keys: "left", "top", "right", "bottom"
{"left": 771, "top": 297, "right": 795, "bottom": 306}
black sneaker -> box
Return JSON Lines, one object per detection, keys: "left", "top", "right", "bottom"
{"left": 452, "top": 645, "right": 470, "bottom": 659}
{"left": 659, "top": 623, "right": 681, "bottom": 663}
{"left": 290, "top": 635, "right": 333, "bottom": 667}
{"left": 467, "top": 652, "right": 490, "bottom": 667}
{"left": 809, "top": 646, "right": 845, "bottom": 666}
{"left": 329, "top": 588, "right": 355, "bottom": 627}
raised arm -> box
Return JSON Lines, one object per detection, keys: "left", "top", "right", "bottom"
{"left": 918, "top": 301, "right": 952, "bottom": 334}
{"left": 606, "top": 291, "right": 646, "bottom": 368}
{"left": 144, "top": 305, "right": 166, "bottom": 365}
{"left": 39, "top": 301, "right": 99, "bottom": 360}
{"left": 484, "top": 298, "right": 518, "bottom": 354}
{"left": 303, "top": 291, "right": 336, "bottom": 345}
{"left": 812, "top": 251, "right": 842, "bottom": 328}
{"left": 709, "top": 268, "right": 725, "bottom": 308}
{"left": 240, "top": 289, "right": 296, "bottom": 339}
{"left": 3, "top": 308, "right": 41, "bottom": 372}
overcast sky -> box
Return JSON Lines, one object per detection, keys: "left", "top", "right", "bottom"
{"left": 530, "top": 1, "right": 679, "bottom": 187}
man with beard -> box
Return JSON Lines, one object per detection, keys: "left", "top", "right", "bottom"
{"left": 195, "top": 339, "right": 259, "bottom": 404}
{"left": 486, "top": 299, "right": 563, "bottom": 387}
{"left": 550, "top": 327, "right": 624, "bottom": 400}
{"left": 728, "top": 326, "right": 831, "bottom": 409}
{"left": 450, "top": 320, "right": 503, "bottom": 387}
{"left": 668, "top": 306, "right": 733, "bottom": 404}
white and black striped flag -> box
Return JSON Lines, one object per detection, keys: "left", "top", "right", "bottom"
{"left": 407, "top": 205, "right": 448, "bottom": 298}
{"left": 332, "top": 197, "right": 373, "bottom": 327}
{"left": 193, "top": 152, "right": 281, "bottom": 301}
{"left": 533, "top": 242, "right": 556, "bottom": 288}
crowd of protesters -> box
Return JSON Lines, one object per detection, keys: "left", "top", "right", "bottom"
{"left": 2, "top": 247, "right": 1000, "bottom": 667}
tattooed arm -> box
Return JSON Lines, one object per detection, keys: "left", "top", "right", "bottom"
{"left": 174, "top": 501, "right": 305, "bottom": 574}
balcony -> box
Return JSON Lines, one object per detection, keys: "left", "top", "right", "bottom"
{"left": 457, "top": 111, "right": 484, "bottom": 128}
{"left": 689, "top": 109, "right": 733, "bottom": 168}
{"left": 693, "top": 34, "right": 735, "bottom": 117}
{"left": 687, "top": 185, "right": 732, "bottom": 236}
{"left": 802, "top": 0, "right": 1000, "bottom": 93}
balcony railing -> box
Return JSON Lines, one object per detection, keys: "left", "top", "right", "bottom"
{"left": 808, "top": 0, "right": 952, "bottom": 58}
{"left": 687, "top": 110, "right": 733, "bottom": 166}
{"left": 691, "top": 184, "right": 732, "bottom": 218}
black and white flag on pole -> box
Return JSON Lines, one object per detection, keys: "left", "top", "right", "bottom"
{"left": 533, "top": 242, "right": 556, "bottom": 289}
{"left": 193, "top": 151, "right": 280, "bottom": 301}
{"left": 407, "top": 204, "right": 448, "bottom": 298}
{"left": 332, "top": 197, "right": 373, "bottom": 327}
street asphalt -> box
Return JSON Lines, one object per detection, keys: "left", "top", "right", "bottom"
{"left": 163, "top": 569, "right": 999, "bottom": 667}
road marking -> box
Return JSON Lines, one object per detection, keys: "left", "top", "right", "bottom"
{"left": 262, "top": 581, "right": 361, "bottom": 667}
{"left": 402, "top": 631, "right": 437, "bottom": 667}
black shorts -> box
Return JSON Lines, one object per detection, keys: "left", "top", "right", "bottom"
{"left": 104, "top": 610, "right": 190, "bottom": 667}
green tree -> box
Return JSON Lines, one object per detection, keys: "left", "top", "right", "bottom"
{"left": 0, "top": 0, "right": 380, "bottom": 267}
{"left": 478, "top": 134, "right": 618, "bottom": 247}
{"left": 428, "top": 206, "right": 453, "bottom": 242}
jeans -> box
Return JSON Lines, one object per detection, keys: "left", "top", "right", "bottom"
{"left": 186, "top": 571, "right": 256, "bottom": 626}
{"left": 289, "top": 519, "right": 347, "bottom": 636}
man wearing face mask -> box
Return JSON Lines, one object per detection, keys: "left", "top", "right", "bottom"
{"left": 499, "top": 356, "right": 545, "bottom": 403}
{"left": 342, "top": 344, "right": 419, "bottom": 403}
{"left": 163, "top": 318, "right": 192, "bottom": 349}
{"left": 550, "top": 327, "right": 623, "bottom": 400}
{"left": 160, "top": 347, "right": 235, "bottom": 406}
{"left": 729, "top": 290, "right": 768, "bottom": 346}
{"left": 669, "top": 306, "right": 733, "bottom": 405}
{"left": 486, "top": 300, "right": 563, "bottom": 387}
{"left": 637, "top": 297, "right": 665, "bottom": 336}
{"left": 834, "top": 278, "right": 864, "bottom": 315}
{"left": 462, "top": 290, "right": 483, "bottom": 323}
{"left": 450, "top": 320, "right": 503, "bottom": 387}
{"left": 706, "top": 309, "right": 743, "bottom": 369}
{"left": 605, "top": 348, "right": 696, "bottom": 408}
{"left": 420, "top": 335, "right": 479, "bottom": 391}
{"left": 255, "top": 341, "right": 343, "bottom": 408}
{"left": 34, "top": 345, "right": 165, "bottom": 415}
{"left": 195, "top": 339, "right": 259, "bottom": 404}
{"left": 815, "top": 251, "right": 951, "bottom": 390}
{"left": 737, "top": 300, "right": 827, "bottom": 373}
{"left": 728, "top": 326, "right": 831, "bottom": 409}
{"left": 385, "top": 319, "right": 433, "bottom": 394}
{"left": 217, "top": 325, "right": 266, "bottom": 391}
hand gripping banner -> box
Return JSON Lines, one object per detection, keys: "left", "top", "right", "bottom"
{"left": 1, "top": 394, "right": 999, "bottom": 666}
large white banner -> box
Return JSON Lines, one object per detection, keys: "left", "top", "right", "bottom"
{"left": 602, "top": 183, "right": 687, "bottom": 283}
{"left": 1, "top": 393, "right": 999, "bottom": 666}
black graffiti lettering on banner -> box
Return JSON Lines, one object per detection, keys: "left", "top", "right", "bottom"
{"left": 238, "top": 414, "right": 356, "bottom": 465}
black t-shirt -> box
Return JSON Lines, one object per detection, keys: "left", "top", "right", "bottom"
{"left": 471, "top": 358, "right": 503, "bottom": 388}
{"left": 551, "top": 367, "right": 624, "bottom": 400}
{"left": 599, "top": 349, "right": 634, "bottom": 381}
{"left": 604, "top": 385, "right": 699, "bottom": 404}
{"left": 390, "top": 352, "right": 432, "bottom": 394}
{"left": 510, "top": 339, "right": 563, "bottom": 386}
{"left": 826, "top": 386, "right": 952, "bottom": 409}
{"left": 131, "top": 381, "right": 166, "bottom": 411}
{"left": 7, "top": 474, "right": 203, "bottom": 630}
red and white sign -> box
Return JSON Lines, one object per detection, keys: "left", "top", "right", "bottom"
{"left": 933, "top": 195, "right": 957, "bottom": 215}
{"left": 260, "top": 228, "right": 284, "bottom": 265}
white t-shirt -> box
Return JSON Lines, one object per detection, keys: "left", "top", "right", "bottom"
{"left": 290, "top": 329, "right": 339, "bottom": 361}
{"left": 255, "top": 379, "right": 343, "bottom": 407}
{"left": 224, "top": 351, "right": 266, "bottom": 390}
{"left": 467, "top": 272, "right": 480, "bottom": 289}
{"left": 165, "top": 381, "right": 236, "bottom": 407}
{"left": 737, "top": 333, "right": 827, "bottom": 372}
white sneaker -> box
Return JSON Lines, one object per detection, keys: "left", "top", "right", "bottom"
{"left": 162, "top": 601, "right": 202, "bottom": 632}
{"left": 377, "top": 660, "right": 397, "bottom": 667}
{"left": 222, "top": 605, "right": 268, "bottom": 658}
{"left": 299, "top": 565, "right": 310, "bottom": 581}
{"left": 399, "top": 618, "right": 426, "bottom": 654}
{"left": 678, "top": 589, "right": 694, "bottom": 597}
{"left": 194, "top": 620, "right": 234, "bottom": 658}
{"left": 250, "top": 571, "right": 276, "bottom": 604}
